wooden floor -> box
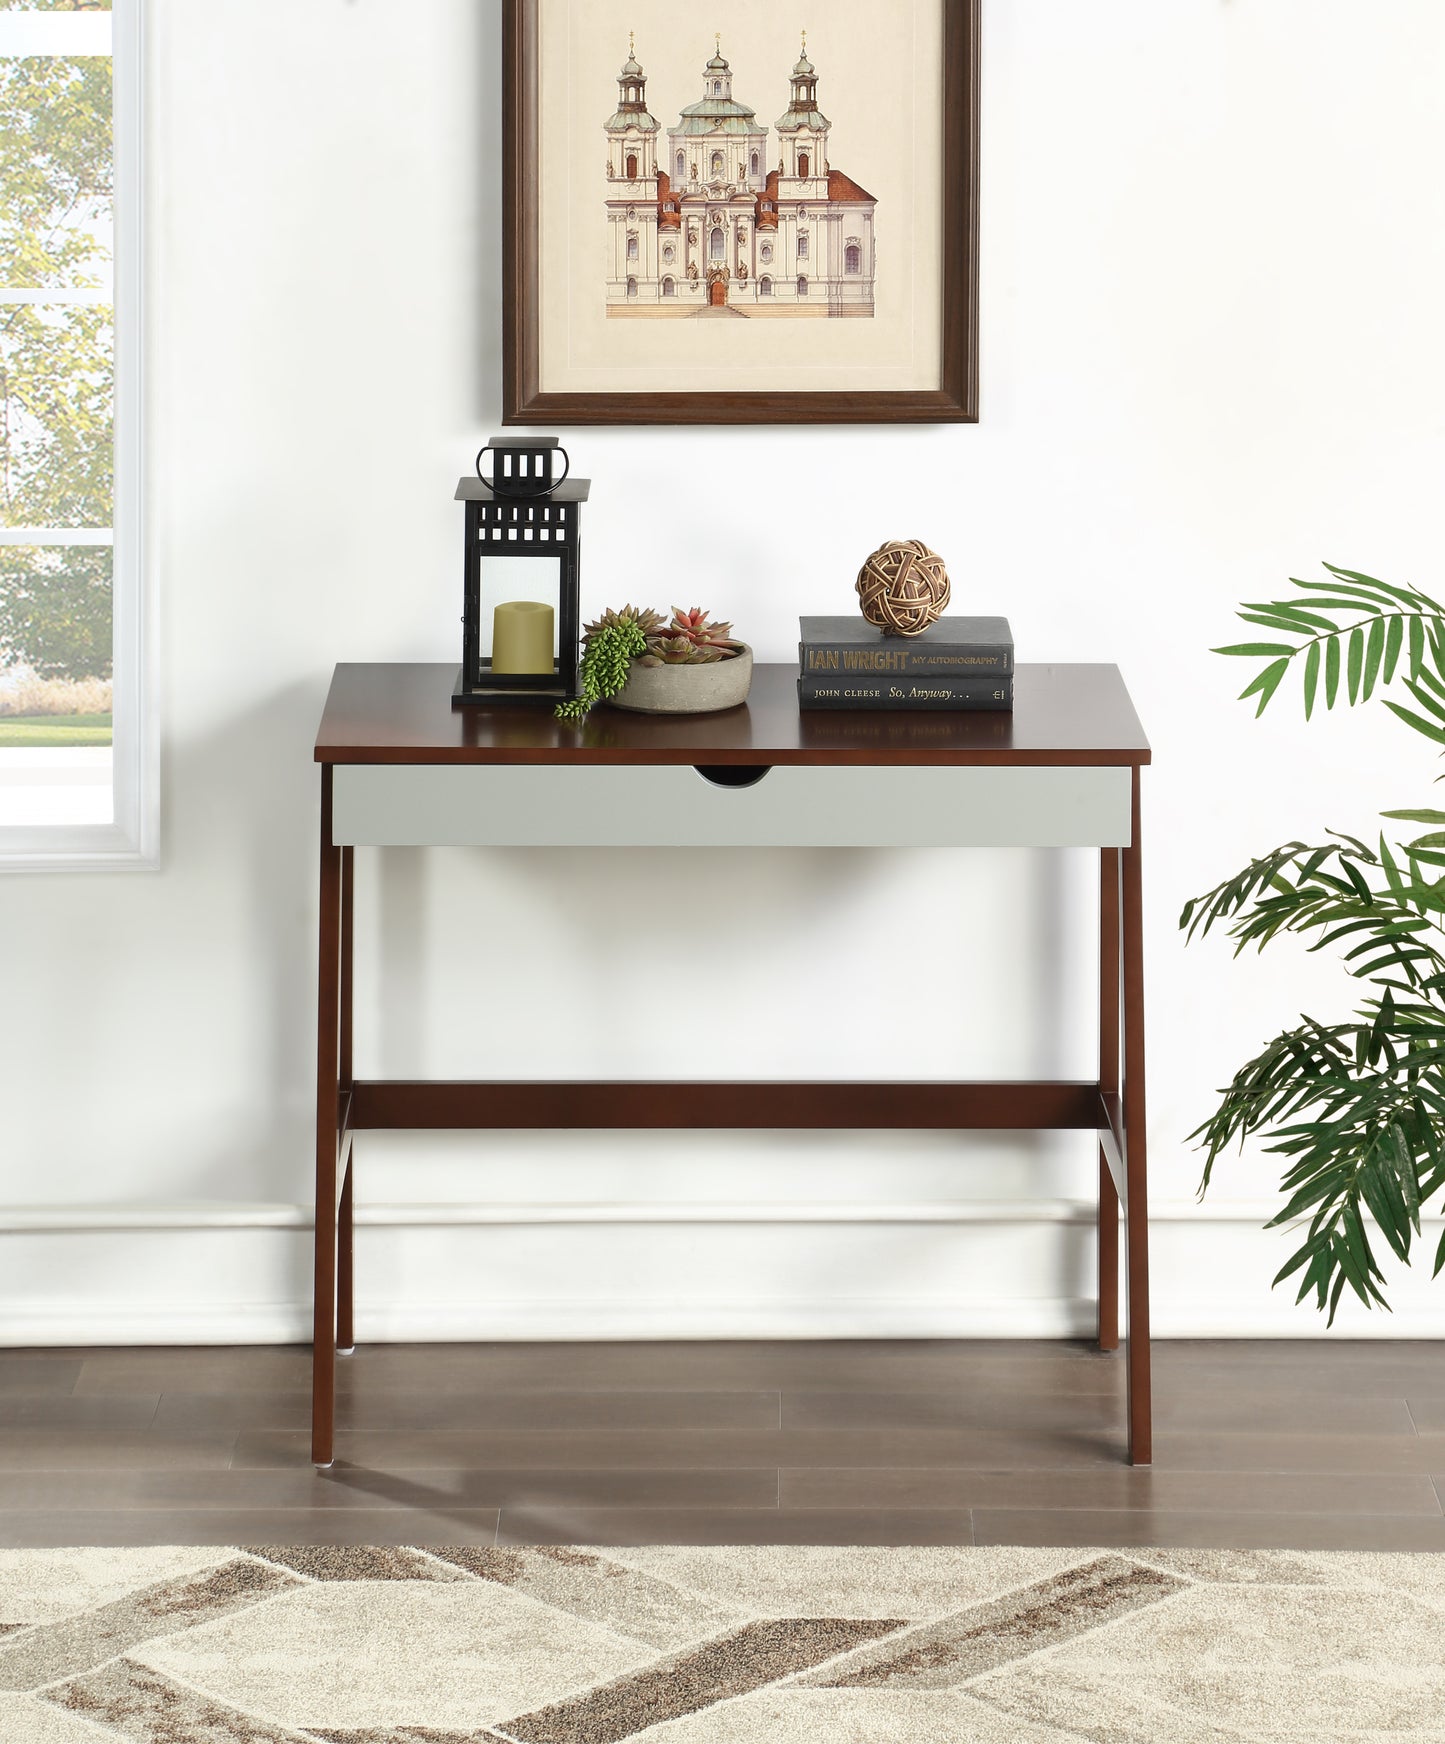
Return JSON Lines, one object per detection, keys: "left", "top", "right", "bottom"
{"left": 2, "top": 1339, "right": 1444, "bottom": 1550}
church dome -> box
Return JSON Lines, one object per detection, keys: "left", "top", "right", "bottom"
{"left": 675, "top": 96, "right": 760, "bottom": 136}
{"left": 606, "top": 109, "right": 660, "bottom": 134}
{"left": 670, "top": 39, "right": 766, "bottom": 137}
{"left": 775, "top": 108, "right": 828, "bottom": 133}
{"left": 608, "top": 37, "right": 658, "bottom": 134}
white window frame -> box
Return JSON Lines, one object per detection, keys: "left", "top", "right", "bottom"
{"left": 0, "top": 0, "right": 154, "bottom": 874}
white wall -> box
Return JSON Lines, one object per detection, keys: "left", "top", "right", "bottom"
{"left": 4, "top": 0, "right": 1445, "bottom": 1342}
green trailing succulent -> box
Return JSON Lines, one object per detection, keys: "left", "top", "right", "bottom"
{"left": 587, "top": 604, "right": 668, "bottom": 642}
{"left": 556, "top": 605, "right": 743, "bottom": 720}
{"left": 554, "top": 606, "right": 660, "bottom": 722}
{"left": 1184, "top": 563, "right": 1445, "bottom": 1322}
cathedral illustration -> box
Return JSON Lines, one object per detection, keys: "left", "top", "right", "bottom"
{"left": 604, "top": 34, "right": 877, "bottom": 318}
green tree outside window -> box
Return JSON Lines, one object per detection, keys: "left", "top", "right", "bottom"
{"left": 0, "top": 23, "right": 113, "bottom": 740}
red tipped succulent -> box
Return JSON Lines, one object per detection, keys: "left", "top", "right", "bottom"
{"left": 641, "top": 607, "right": 744, "bottom": 667}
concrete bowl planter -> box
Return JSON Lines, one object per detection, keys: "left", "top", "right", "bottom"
{"left": 608, "top": 645, "right": 753, "bottom": 716}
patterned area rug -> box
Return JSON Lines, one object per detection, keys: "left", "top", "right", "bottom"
{"left": 0, "top": 1544, "right": 1442, "bottom": 1742}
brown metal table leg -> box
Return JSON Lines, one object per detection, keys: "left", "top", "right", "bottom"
{"left": 1122, "top": 769, "right": 1151, "bottom": 1465}
{"left": 1098, "top": 846, "right": 1120, "bottom": 1352}
{"left": 312, "top": 767, "right": 341, "bottom": 1469}
{"left": 336, "top": 846, "right": 356, "bottom": 1357}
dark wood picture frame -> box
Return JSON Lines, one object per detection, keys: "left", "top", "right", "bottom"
{"left": 502, "top": 0, "right": 980, "bottom": 427}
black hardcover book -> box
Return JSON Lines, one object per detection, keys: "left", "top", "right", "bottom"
{"left": 799, "top": 615, "right": 1013, "bottom": 677}
{"left": 798, "top": 674, "right": 1014, "bottom": 711}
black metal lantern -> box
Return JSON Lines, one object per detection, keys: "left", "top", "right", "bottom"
{"left": 453, "top": 437, "right": 589, "bottom": 708}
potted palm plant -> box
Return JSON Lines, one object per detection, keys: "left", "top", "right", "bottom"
{"left": 1184, "top": 563, "right": 1445, "bottom": 1321}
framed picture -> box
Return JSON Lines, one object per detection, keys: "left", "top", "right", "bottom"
{"left": 502, "top": 0, "right": 980, "bottom": 426}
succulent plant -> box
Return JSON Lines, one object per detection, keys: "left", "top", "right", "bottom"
{"left": 640, "top": 607, "right": 744, "bottom": 668}
{"left": 584, "top": 604, "right": 666, "bottom": 642}
{"left": 556, "top": 605, "right": 656, "bottom": 721}
{"left": 641, "top": 636, "right": 727, "bottom": 667}
{"left": 558, "top": 604, "right": 746, "bottom": 716}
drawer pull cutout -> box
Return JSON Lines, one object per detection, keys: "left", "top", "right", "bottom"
{"left": 694, "top": 765, "right": 772, "bottom": 790}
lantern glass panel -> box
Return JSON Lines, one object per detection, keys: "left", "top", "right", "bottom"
{"left": 477, "top": 555, "right": 562, "bottom": 679}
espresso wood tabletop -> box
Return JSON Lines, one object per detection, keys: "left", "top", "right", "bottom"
{"left": 314, "top": 662, "right": 1151, "bottom": 768}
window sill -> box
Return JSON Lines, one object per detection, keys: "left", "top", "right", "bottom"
{"left": 0, "top": 821, "right": 157, "bottom": 874}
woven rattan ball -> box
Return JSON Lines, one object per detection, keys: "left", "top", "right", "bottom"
{"left": 855, "top": 540, "right": 951, "bottom": 637}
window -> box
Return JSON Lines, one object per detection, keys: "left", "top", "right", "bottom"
{"left": 662, "top": 277, "right": 675, "bottom": 297}
{"left": 676, "top": 150, "right": 685, "bottom": 178}
{"left": 711, "top": 150, "right": 723, "bottom": 176}
{"left": 759, "top": 276, "right": 772, "bottom": 297}
{"left": 0, "top": 0, "right": 149, "bottom": 868}
{"left": 626, "top": 152, "right": 637, "bottom": 179}
{"left": 663, "top": 245, "right": 675, "bottom": 264}
{"left": 626, "top": 276, "right": 638, "bottom": 298}
{"left": 760, "top": 243, "right": 772, "bottom": 264}
{"left": 845, "top": 241, "right": 862, "bottom": 274}
{"left": 710, "top": 227, "right": 724, "bottom": 261}
{"left": 796, "top": 231, "right": 809, "bottom": 259}
{"left": 798, "top": 151, "right": 810, "bottom": 177}
{"left": 750, "top": 151, "right": 759, "bottom": 176}
{"left": 713, "top": 80, "right": 722, "bottom": 96}
{"left": 627, "top": 233, "right": 639, "bottom": 261}
{"left": 797, "top": 275, "right": 808, "bottom": 296}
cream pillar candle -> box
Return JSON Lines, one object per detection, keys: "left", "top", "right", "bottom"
{"left": 491, "top": 600, "right": 555, "bottom": 675}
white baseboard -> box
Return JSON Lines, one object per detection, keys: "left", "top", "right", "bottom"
{"left": 0, "top": 1295, "right": 1103, "bottom": 1347}
{"left": 2, "top": 1199, "right": 1442, "bottom": 1344}
{"left": 0, "top": 1196, "right": 1332, "bottom": 1232}
{"left": 3, "top": 1294, "right": 1441, "bottom": 1345}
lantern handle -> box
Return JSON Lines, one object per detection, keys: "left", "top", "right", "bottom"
{"left": 474, "top": 443, "right": 571, "bottom": 496}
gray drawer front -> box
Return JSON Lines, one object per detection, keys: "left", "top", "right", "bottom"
{"left": 332, "top": 765, "right": 1132, "bottom": 849}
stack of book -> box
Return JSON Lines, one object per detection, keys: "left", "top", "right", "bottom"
{"left": 797, "top": 616, "right": 1014, "bottom": 711}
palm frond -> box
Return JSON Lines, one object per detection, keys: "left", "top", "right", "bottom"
{"left": 1214, "top": 563, "right": 1445, "bottom": 737}
{"left": 1192, "top": 997, "right": 1445, "bottom": 1323}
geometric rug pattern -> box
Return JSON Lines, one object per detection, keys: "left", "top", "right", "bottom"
{"left": 2, "top": 1543, "right": 1444, "bottom": 1741}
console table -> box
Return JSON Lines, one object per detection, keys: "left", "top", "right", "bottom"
{"left": 312, "top": 662, "right": 1152, "bottom": 1468}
